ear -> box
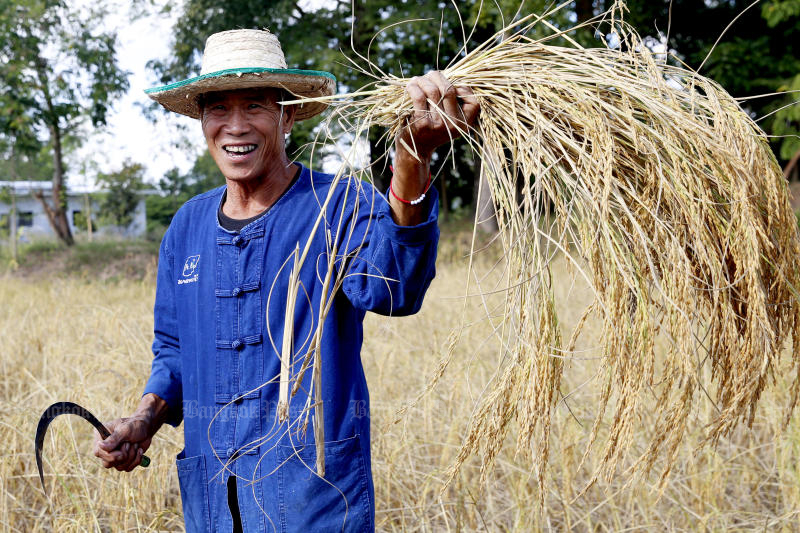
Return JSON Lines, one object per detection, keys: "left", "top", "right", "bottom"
{"left": 281, "top": 104, "right": 297, "bottom": 135}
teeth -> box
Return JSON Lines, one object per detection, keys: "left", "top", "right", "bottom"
{"left": 225, "top": 145, "right": 256, "bottom": 153}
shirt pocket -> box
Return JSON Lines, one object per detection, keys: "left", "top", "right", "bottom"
{"left": 176, "top": 452, "right": 212, "bottom": 533}
{"left": 277, "top": 435, "right": 372, "bottom": 533}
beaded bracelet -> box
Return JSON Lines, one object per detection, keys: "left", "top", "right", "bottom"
{"left": 388, "top": 165, "right": 432, "bottom": 206}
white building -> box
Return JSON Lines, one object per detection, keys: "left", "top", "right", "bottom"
{"left": 0, "top": 181, "right": 149, "bottom": 239}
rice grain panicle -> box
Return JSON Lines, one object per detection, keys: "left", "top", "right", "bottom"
{"left": 286, "top": 0, "right": 800, "bottom": 503}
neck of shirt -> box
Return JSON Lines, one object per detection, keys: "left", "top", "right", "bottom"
{"left": 218, "top": 164, "right": 301, "bottom": 232}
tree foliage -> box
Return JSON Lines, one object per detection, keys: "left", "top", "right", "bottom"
{"left": 96, "top": 160, "right": 145, "bottom": 228}
{"left": 0, "top": 144, "right": 54, "bottom": 184}
{"left": 0, "top": 0, "right": 129, "bottom": 244}
{"left": 148, "top": 0, "right": 555, "bottom": 214}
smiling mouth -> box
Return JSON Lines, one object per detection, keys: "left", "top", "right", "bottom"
{"left": 224, "top": 144, "right": 257, "bottom": 155}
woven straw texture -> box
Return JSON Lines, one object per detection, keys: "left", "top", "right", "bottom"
{"left": 146, "top": 29, "right": 336, "bottom": 120}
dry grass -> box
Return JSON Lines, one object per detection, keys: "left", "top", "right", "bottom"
{"left": 0, "top": 276, "right": 185, "bottom": 532}
{"left": 2, "top": 240, "right": 800, "bottom": 530}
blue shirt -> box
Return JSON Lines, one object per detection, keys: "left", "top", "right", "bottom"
{"left": 144, "top": 163, "right": 439, "bottom": 532}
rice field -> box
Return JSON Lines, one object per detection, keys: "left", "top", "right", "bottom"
{"left": 1, "top": 235, "right": 799, "bottom": 531}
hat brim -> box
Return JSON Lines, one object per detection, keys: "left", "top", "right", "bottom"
{"left": 145, "top": 67, "right": 337, "bottom": 121}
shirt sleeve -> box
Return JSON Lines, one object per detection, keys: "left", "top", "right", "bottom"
{"left": 143, "top": 233, "right": 184, "bottom": 426}
{"left": 341, "top": 183, "right": 439, "bottom": 316}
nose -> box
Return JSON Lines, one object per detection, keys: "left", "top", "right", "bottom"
{"left": 225, "top": 106, "right": 251, "bottom": 135}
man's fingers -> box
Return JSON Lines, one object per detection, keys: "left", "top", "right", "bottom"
{"left": 125, "top": 448, "right": 144, "bottom": 472}
{"left": 455, "top": 86, "right": 480, "bottom": 126}
{"left": 416, "top": 76, "right": 444, "bottom": 127}
{"left": 95, "top": 445, "right": 124, "bottom": 469}
{"left": 406, "top": 77, "right": 427, "bottom": 116}
{"left": 93, "top": 427, "right": 118, "bottom": 467}
{"left": 118, "top": 444, "right": 141, "bottom": 472}
{"left": 94, "top": 419, "right": 136, "bottom": 469}
{"left": 425, "top": 71, "right": 461, "bottom": 130}
{"left": 113, "top": 443, "right": 135, "bottom": 471}
{"left": 98, "top": 421, "right": 130, "bottom": 451}
{"left": 400, "top": 71, "right": 480, "bottom": 159}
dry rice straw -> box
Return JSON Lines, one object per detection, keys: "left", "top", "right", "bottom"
{"left": 277, "top": 1, "right": 800, "bottom": 503}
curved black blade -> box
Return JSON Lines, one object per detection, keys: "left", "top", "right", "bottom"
{"left": 35, "top": 402, "right": 111, "bottom": 495}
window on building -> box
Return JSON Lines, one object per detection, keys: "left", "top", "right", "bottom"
{"left": 18, "top": 212, "right": 33, "bottom": 227}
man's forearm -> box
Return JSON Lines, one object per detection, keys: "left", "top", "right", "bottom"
{"left": 388, "top": 147, "right": 431, "bottom": 226}
{"left": 134, "top": 393, "right": 170, "bottom": 438}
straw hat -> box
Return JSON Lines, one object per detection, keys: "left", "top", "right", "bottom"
{"left": 145, "top": 29, "right": 336, "bottom": 121}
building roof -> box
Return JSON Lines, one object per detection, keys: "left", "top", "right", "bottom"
{"left": 0, "top": 181, "right": 53, "bottom": 195}
{"left": 0, "top": 181, "right": 157, "bottom": 196}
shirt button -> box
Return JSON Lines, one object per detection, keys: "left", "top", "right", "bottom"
{"left": 231, "top": 287, "right": 241, "bottom": 297}
{"left": 231, "top": 339, "right": 243, "bottom": 351}
{"left": 231, "top": 235, "right": 243, "bottom": 247}
{"left": 233, "top": 394, "right": 244, "bottom": 404}
{"left": 226, "top": 447, "right": 236, "bottom": 458}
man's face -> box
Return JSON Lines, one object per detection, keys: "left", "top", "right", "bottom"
{"left": 200, "top": 88, "right": 295, "bottom": 183}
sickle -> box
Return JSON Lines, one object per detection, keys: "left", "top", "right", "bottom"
{"left": 35, "top": 401, "right": 151, "bottom": 494}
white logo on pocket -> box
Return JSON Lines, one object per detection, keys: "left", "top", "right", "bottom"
{"left": 179, "top": 255, "right": 200, "bottom": 285}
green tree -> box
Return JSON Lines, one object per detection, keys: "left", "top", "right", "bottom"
{"left": 96, "top": 160, "right": 145, "bottom": 227}
{"left": 0, "top": 0, "right": 129, "bottom": 245}
{"left": 0, "top": 143, "right": 54, "bottom": 183}
{"left": 145, "top": 1, "right": 632, "bottom": 218}
{"left": 761, "top": 0, "right": 800, "bottom": 164}
{"left": 0, "top": 137, "right": 53, "bottom": 263}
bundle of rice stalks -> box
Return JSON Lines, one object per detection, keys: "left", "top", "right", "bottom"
{"left": 301, "top": 0, "right": 800, "bottom": 500}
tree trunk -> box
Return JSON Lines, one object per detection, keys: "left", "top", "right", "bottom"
{"left": 35, "top": 56, "right": 74, "bottom": 246}
{"left": 439, "top": 171, "right": 448, "bottom": 222}
{"left": 9, "top": 186, "right": 18, "bottom": 265}
{"left": 369, "top": 130, "right": 391, "bottom": 193}
{"left": 84, "top": 192, "right": 93, "bottom": 242}
{"left": 8, "top": 156, "right": 19, "bottom": 265}
{"left": 784, "top": 148, "right": 800, "bottom": 181}
{"left": 49, "top": 123, "right": 74, "bottom": 245}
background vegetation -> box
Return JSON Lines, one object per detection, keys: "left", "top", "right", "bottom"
{"left": 146, "top": 0, "right": 799, "bottom": 220}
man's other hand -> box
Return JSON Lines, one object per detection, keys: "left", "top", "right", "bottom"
{"left": 93, "top": 415, "right": 152, "bottom": 472}
{"left": 93, "top": 393, "right": 168, "bottom": 472}
{"left": 398, "top": 70, "right": 480, "bottom": 161}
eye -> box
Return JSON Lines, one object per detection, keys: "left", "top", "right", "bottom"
{"left": 247, "top": 103, "right": 266, "bottom": 110}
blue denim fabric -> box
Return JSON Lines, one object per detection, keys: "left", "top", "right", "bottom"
{"left": 144, "top": 164, "right": 439, "bottom": 532}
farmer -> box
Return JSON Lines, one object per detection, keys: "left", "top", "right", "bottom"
{"left": 92, "top": 29, "right": 478, "bottom": 532}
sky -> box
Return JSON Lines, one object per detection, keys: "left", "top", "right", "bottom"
{"left": 70, "top": 3, "right": 204, "bottom": 190}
